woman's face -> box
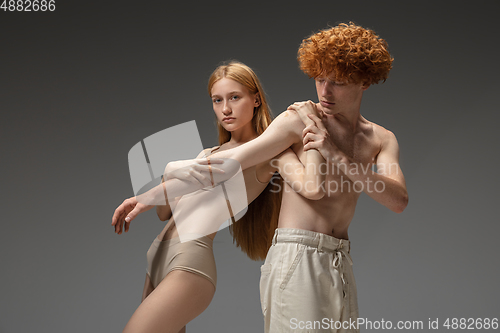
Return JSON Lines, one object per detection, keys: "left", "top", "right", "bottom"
{"left": 211, "top": 78, "right": 260, "bottom": 132}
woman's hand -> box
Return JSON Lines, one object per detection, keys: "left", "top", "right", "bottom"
{"left": 287, "top": 100, "right": 321, "bottom": 127}
{"left": 164, "top": 158, "right": 225, "bottom": 188}
{"left": 111, "top": 196, "right": 154, "bottom": 234}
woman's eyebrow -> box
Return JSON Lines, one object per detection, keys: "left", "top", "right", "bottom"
{"left": 211, "top": 91, "right": 242, "bottom": 98}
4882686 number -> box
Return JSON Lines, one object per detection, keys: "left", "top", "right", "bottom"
{"left": 1, "top": 0, "right": 56, "bottom": 11}
{"left": 443, "top": 318, "right": 498, "bottom": 330}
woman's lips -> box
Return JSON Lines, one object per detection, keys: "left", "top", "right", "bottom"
{"left": 222, "top": 117, "right": 235, "bottom": 122}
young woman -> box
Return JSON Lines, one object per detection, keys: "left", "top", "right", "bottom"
{"left": 114, "top": 61, "right": 325, "bottom": 333}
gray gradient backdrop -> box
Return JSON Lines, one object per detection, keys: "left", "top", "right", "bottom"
{"left": 1, "top": 1, "right": 499, "bottom": 332}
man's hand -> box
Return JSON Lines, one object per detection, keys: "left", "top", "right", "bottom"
{"left": 111, "top": 196, "right": 154, "bottom": 234}
{"left": 287, "top": 100, "right": 321, "bottom": 127}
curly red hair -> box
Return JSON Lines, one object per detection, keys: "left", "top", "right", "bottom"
{"left": 298, "top": 22, "right": 393, "bottom": 85}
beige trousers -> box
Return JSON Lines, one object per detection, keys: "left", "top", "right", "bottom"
{"left": 260, "top": 228, "right": 359, "bottom": 332}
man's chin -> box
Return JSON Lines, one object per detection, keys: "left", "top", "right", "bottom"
{"left": 318, "top": 105, "right": 335, "bottom": 116}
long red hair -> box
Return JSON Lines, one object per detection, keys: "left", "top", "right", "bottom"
{"left": 208, "top": 61, "right": 282, "bottom": 260}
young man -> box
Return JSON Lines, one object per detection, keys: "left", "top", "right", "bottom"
{"left": 113, "top": 22, "right": 407, "bottom": 333}
{"left": 258, "top": 22, "right": 408, "bottom": 332}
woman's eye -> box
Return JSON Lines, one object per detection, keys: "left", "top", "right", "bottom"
{"left": 213, "top": 98, "right": 221, "bottom": 103}
{"left": 231, "top": 95, "right": 239, "bottom": 100}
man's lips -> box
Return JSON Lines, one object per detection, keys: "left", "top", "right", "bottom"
{"left": 320, "top": 100, "right": 335, "bottom": 107}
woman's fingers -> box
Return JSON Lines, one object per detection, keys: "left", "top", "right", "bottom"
{"left": 111, "top": 197, "right": 153, "bottom": 235}
{"left": 112, "top": 198, "right": 134, "bottom": 235}
{"left": 112, "top": 200, "right": 127, "bottom": 226}
{"left": 115, "top": 219, "right": 123, "bottom": 234}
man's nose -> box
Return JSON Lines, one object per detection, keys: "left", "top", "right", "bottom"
{"left": 321, "top": 81, "right": 332, "bottom": 96}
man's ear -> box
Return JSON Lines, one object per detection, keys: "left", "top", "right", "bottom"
{"left": 254, "top": 93, "right": 261, "bottom": 107}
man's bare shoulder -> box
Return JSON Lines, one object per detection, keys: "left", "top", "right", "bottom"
{"left": 363, "top": 117, "right": 398, "bottom": 144}
{"left": 357, "top": 117, "right": 399, "bottom": 157}
{"left": 273, "top": 110, "right": 305, "bottom": 136}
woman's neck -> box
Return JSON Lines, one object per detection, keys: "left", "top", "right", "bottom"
{"left": 227, "top": 123, "right": 257, "bottom": 147}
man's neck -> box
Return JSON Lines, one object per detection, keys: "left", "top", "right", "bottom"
{"left": 340, "top": 112, "right": 363, "bottom": 131}
{"left": 321, "top": 107, "right": 363, "bottom": 133}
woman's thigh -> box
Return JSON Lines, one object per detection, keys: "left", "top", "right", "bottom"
{"left": 123, "top": 270, "right": 216, "bottom": 333}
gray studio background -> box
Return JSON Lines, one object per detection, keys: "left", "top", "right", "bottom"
{"left": 1, "top": 1, "right": 499, "bottom": 332}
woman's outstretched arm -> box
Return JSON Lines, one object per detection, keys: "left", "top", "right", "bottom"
{"left": 112, "top": 109, "right": 316, "bottom": 231}
{"left": 155, "top": 148, "right": 213, "bottom": 222}
{"left": 166, "top": 110, "right": 305, "bottom": 174}
{"left": 111, "top": 161, "right": 225, "bottom": 234}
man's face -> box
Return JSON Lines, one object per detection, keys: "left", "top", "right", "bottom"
{"left": 315, "top": 73, "right": 368, "bottom": 115}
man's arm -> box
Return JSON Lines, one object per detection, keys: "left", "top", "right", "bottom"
{"left": 272, "top": 148, "right": 325, "bottom": 200}
{"left": 344, "top": 131, "right": 408, "bottom": 213}
{"left": 337, "top": 130, "right": 408, "bottom": 213}
{"left": 303, "top": 114, "right": 408, "bottom": 213}
{"left": 366, "top": 130, "right": 408, "bottom": 212}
